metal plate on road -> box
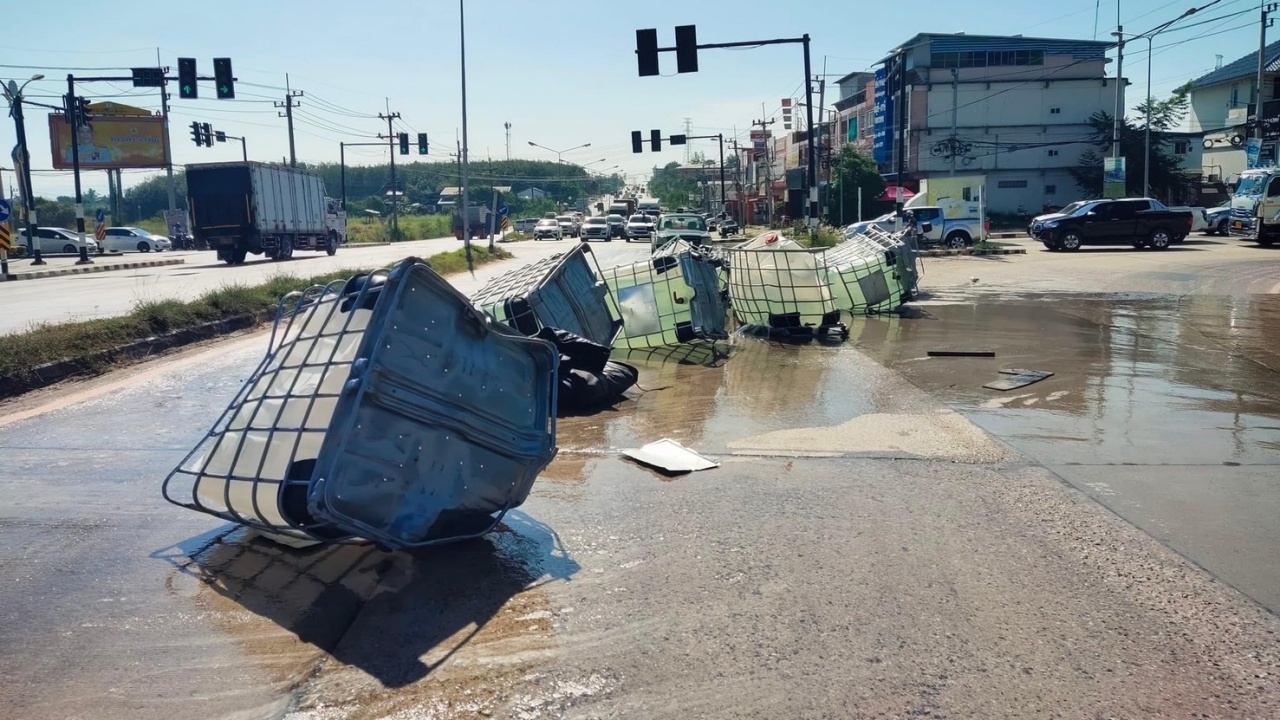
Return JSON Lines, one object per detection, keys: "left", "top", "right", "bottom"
{"left": 0, "top": 199, "right": 10, "bottom": 224}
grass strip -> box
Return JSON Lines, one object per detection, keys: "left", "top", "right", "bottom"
{"left": 0, "top": 245, "right": 511, "bottom": 386}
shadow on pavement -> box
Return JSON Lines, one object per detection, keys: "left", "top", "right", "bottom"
{"left": 153, "top": 510, "right": 579, "bottom": 689}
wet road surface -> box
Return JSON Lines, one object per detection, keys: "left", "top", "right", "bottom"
{"left": 3, "top": 319, "right": 1280, "bottom": 718}
{"left": 851, "top": 294, "right": 1280, "bottom": 615}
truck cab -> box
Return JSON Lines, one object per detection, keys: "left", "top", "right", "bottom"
{"left": 906, "top": 206, "right": 985, "bottom": 248}
{"left": 1228, "top": 167, "right": 1280, "bottom": 245}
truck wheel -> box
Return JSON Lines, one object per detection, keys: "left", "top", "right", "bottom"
{"left": 1148, "top": 229, "right": 1172, "bottom": 250}
{"left": 1060, "top": 232, "right": 1083, "bottom": 251}
{"left": 274, "top": 238, "right": 294, "bottom": 261}
{"left": 1259, "top": 237, "right": 1275, "bottom": 247}
{"left": 944, "top": 231, "right": 970, "bottom": 249}
{"left": 231, "top": 248, "right": 248, "bottom": 265}
{"left": 326, "top": 232, "right": 338, "bottom": 256}
{"left": 1216, "top": 218, "right": 1229, "bottom": 236}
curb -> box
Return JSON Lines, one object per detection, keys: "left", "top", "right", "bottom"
{"left": 0, "top": 311, "right": 269, "bottom": 400}
{"left": 920, "top": 247, "right": 1027, "bottom": 257}
{"left": 2, "top": 257, "right": 184, "bottom": 281}
{"left": 989, "top": 232, "right": 1024, "bottom": 239}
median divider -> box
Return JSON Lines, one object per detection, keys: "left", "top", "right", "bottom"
{"left": 2, "top": 257, "right": 185, "bottom": 281}
{"left": 0, "top": 245, "right": 511, "bottom": 399}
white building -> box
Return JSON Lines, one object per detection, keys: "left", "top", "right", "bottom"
{"left": 1188, "top": 39, "right": 1280, "bottom": 183}
{"left": 874, "top": 33, "right": 1122, "bottom": 212}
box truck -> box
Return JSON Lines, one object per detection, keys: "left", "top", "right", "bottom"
{"left": 185, "top": 161, "right": 347, "bottom": 265}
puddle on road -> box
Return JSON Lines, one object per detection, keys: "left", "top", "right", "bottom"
{"left": 848, "top": 294, "right": 1280, "bottom": 467}
{"left": 176, "top": 512, "right": 581, "bottom": 719}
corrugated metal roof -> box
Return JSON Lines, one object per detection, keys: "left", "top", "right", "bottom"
{"left": 1192, "top": 39, "right": 1280, "bottom": 88}
{"left": 929, "top": 34, "right": 1110, "bottom": 60}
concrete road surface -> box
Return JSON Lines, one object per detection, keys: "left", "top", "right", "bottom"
{"left": 0, "top": 235, "right": 648, "bottom": 335}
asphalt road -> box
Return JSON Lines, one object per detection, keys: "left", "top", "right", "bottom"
{"left": 1, "top": 231, "right": 1279, "bottom": 718}
{"left": 0, "top": 235, "right": 652, "bottom": 335}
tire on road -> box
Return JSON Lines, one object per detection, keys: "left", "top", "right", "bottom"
{"left": 62, "top": 244, "right": 77, "bottom": 254}
{"left": 944, "top": 231, "right": 970, "bottom": 249}
{"left": 1059, "top": 231, "right": 1083, "bottom": 251}
{"left": 1216, "top": 218, "right": 1229, "bottom": 236}
{"left": 326, "top": 232, "right": 339, "bottom": 256}
{"left": 1148, "top": 228, "right": 1172, "bottom": 250}
{"left": 137, "top": 241, "right": 151, "bottom": 253}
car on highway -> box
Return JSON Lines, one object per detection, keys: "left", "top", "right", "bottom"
{"left": 580, "top": 216, "right": 611, "bottom": 241}
{"left": 542, "top": 211, "right": 558, "bottom": 219}
{"left": 653, "top": 212, "right": 712, "bottom": 250}
{"left": 556, "top": 215, "right": 580, "bottom": 238}
{"left": 605, "top": 213, "right": 627, "bottom": 239}
{"left": 624, "top": 214, "right": 652, "bottom": 242}
{"left": 1028, "top": 198, "right": 1193, "bottom": 251}
{"left": 533, "top": 218, "right": 563, "bottom": 240}
{"left": 103, "top": 227, "right": 172, "bottom": 252}
{"left": 514, "top": 218, "right": 539, "bottom": 233}
{"left": 16, "top": 226, "right": 99, "bottom": 255}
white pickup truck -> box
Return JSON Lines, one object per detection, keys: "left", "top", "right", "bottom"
{"left": 847, "top": 206, "right": 985, "bottom": 248}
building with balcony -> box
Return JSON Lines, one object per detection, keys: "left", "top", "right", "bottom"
{"left": 833, "top": 71, "right": 876, "bottom": 156}
{"left": 873, "top": 33, "right": 1122, "bottom": 212}
{"left": 1190, "top": 39, "right": 1280, "bottom": 183}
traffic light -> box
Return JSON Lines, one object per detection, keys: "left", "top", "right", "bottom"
{"left": 650, "top": 129, "right": 661, "bottom": 152}
{"left": 190, "top": 121, "right": 202, "bottom": 145}
{"left": 670, "top": 134, "right": 687, "bottom": 146}
{"left": 636, "top": 28, "right": 659, "bottom": 77}
{"left": 674, "top": 25, "right": 699, "bottom": 74}
{"left": 200, "top": 122, "right": 213, "bottom": 147}
{"left": 782, "top": 99, "right": 793, "bottom": 130}
{"left": 632, "top": 130, "right": 643, "bottom": 154}
{"left": 399, "top": 132, "right": 409, "bottom": 155}
{"left": 76, "top": 96, "right": 91, "bottom": 123}
{"left": 178, "top": 58, "right": 198, "bottom": 99}
{"left": 417, "top": 132, "right": 429, "bottom": 155}
{"left": 213, "top": 57, "right": 235, "bottom": 99}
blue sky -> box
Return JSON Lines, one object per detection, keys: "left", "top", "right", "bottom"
{"left": 0, "top": 0, "right": 1263, "bottom": 199}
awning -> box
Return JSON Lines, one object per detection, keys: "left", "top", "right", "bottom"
{"left": 877, "top": 186, "right": 915, "bottom": 201}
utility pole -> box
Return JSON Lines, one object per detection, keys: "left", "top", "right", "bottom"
{"left": 504, "top": 121, "right": 512, "bottom": 160}
{"left": 950, "top": 68, "right": 959, "bottom": 176}
{"left": 753, "top": 116, "right": 776, "bottom": 226}
{"left": 4, "top": 76, "right": 45, "bottom": 265}
{"left": 275, "top": 75, "right": 303, "bottom": 167}
{"left": 157, "top": 51, "right": 177, "bottom": 219}
{"left": 378, "top": 107, "right": 402, "bottom": 237}
{"left": 66, "top": 76, "right": 93, "bottom": 265}
{"left": 894, "top": 49, "right": 908, "bottom": 228}
{"left": 816, "top": 74, "right": 827, "bottom": 221}
{"left": 729, "top": 137, "right": 746, "bottom": 227}
{"left": 1256, "top": 3, "right": 1277, "bottom": 140}
{"left": 1112, "top": 21, "right": 1124, "bottom": 160}
{"left": 459, "top": 0, "right": 474, "bottom": 266}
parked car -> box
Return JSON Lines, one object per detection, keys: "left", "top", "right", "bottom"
{"left": 580, "top": 216, "right": 611, "bottom": 241}
{"left": 605, "top": 213, "right": 627, "bottom": 238}
{"left": 103, "top": 226, "right": 172, "bottom": 252}
{"left": 1166, "top": 204, "right": 1209, "bottom": 237}
{"left": 1202, "top": 204, "right": 1231, "bottom": 235}
{"left": 624, "top": 214, "right": 652, "bottom": 242}
{"left": 1028, "top": 198, "right": 1193, "bottom": 251}
{"left": 904, "top": 206, "right": 985, "bottom": 248}
{"left": 846, "top": 212, "right": 898, "bottom": 236}
{"left": 718, "top": 216, "right": 740, "bottom": 237}
{"left": 533, "top": 218, "right": 563, "bottom": 240}
{"left": 556, "top": 215, "right": 580, "bottom": 238}
{"left": 16, "top": 226, "right": 99, "bottom": 254}
{"left": 514, "top": 218, "right": 539, "bottom": 233}
{"left": 1027, "top": 201, "right": 1090, "bottom": 236}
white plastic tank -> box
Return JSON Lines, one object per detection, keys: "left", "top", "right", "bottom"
{"left": 727, "top": 231, "right": 837, "bottom": 329}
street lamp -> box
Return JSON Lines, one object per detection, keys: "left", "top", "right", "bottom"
{"left": 3, "top": 73, "right": 47, "bottom": 266}
{"left": 527, "top": 140, "right": 591, "bottom": 164}
{"left": 1113, "top": 4, "right": 1207, "bottom": 197}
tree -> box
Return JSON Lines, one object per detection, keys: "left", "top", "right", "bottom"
{"left": 1069, "top": 84, "right": 1193, "bottom": 201}
{"left": 826, "top": 146, "right": 885, "bottom": 225}
{"left": 648, "top": 162, "right": 699, "bottom": 207}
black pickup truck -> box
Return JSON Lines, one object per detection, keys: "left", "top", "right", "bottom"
{"left": 1028, "top": 198, "right": 1193, "bottom": 251}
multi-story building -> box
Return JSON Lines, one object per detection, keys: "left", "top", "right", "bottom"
{"left": 833, "top": 71, "right": 875, "bottom": 157}
{"left": 1189, "top": 39, "right": 1280, "bottom": 183}
{"left": 872, "top": 33, "right": 1121, "bottom": 212}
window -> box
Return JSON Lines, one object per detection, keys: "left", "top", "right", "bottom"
{"left": 1045, "top": 184, "right": 1057, "bottom": 195}
{"left": 1267, "top": 179, "right": 1280, "bottom": 197}
{"left": 1173, "top": 139, "right": 1191, "bottom": 154}
{"left": 997, "top": 180, "right": 1029, "bottom": 189}
{"left": 931, "top": 49, "right": 1045, "bottom": 68}
{"left": 1049, "top": 107, "right": 1061, "bottom": 114}
{"left": 1047, "top": 149, "right": 1059, "bottom": 156}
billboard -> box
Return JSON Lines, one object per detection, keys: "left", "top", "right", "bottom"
{"left": 873, "top": 66, "right": 894, "bottom": 166}
{"left": 921, "top": 175, "right": 986, "bottom": 219}
{"left": 1103, "top": 157, "right": 1126, "bottom": 199}
{"left": 48, "top": 114, "right": 170, "bottom": 169}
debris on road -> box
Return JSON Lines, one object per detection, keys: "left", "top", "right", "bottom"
{"left": 831, "top": 225, "right": 920, "bottom": 308}
{"left": 163, "top": 257, "right": 560, "bottom": 551}
{"left": 928, "top": 350, "right": 997, "bottom": 358}
{"left": 727, "top": 232, "right": 848, "bottom": 340}
{"left": 984, "top": 368, "right": 1054, "bottom": 391}
{"left": 537, "top": 327, "right": 639, "bottom": 415}
{"left": 471, "top": 243, "right": 622, "bottom": 348}
{"left": 603, "top": 239, "right": 727, "bottom": 348}
{"left": 622, "top": 438, "right": 719, "bottom": 475}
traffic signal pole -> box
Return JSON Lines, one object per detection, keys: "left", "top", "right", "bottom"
{"left": 67, "top": 75, "right": 92, "bottom": 265}
{"left": 5, "top": 85, "right": 44, "bottom": 265}
{"left": 378, "top": 110, "right": 402, "bottom": 237}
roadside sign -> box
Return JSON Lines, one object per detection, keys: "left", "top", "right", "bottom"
{"left": 95, "top": 223, "right": 106, "bottom": 242}
{"left": 497, "top": 204, "right": 509, "bottom": 218}
{"left": 95, "top": 208, "right": 106, "bottom": 224}
{"left": 0, "top": 199, "right": 11, "bottom": 224}
{"left": 0, "top": 223, "right": 12, "bottom": 251}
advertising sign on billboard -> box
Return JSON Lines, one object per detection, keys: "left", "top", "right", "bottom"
{"left": 47, "top": 114, "right": 170, "bottom": 170}
{"left": 1103, "top": 157, "right": 1126, "bottom": 199}
{"left": 873, "top": 66, "right": 894, "bottom": 166}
